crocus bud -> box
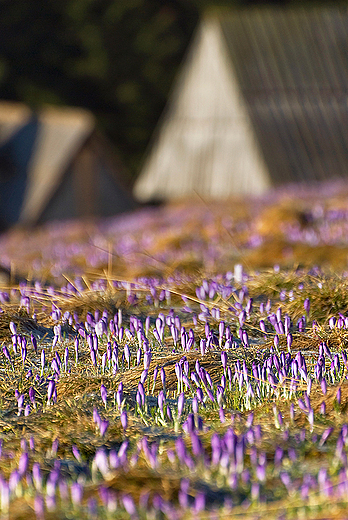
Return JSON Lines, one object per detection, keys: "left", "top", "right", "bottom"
{"left": 3, "top": 345, "right": 12, "bottom": 365}
{"left": 32, "top": 462, "right": 42, "bottom": 491}
{"left": 100, "top": 384, "right": 107, "bottom": 407}
{"left": 160, "top": 367, "right": 166, "bottom": 389}
{"left": 337, "top": 387, "right": 342, "bottom": 405}
{"left": 304, "top": 298, "right": 310, "bottom": 316}
{"left": 177, "top": 393, "right": 185, "bottom": 418}
{"left": 18, "top": 452, "right": 29, "bottom": 476}
{"left": 158, "top": 391, "right": 165, "bottom": 415}
{"left": 18, "top": 394, "right": 25, "bottom": 416}
{"left": 47, "top": 380, "right": 55, "bottom": 405}
{"left": 321, "top": 378, "right": 327, "bottom": 395}
{"left": 41, "top": 349, "right": 45, "bottom": 374}
{"left": 221, "top": 351, "right": 227, "bottom": 370}
{"left": 72, "top": 445, "right": 82, "bottom": 462}
{"left": 100, "top": 420, "right": 109, "bottom": 437}
{"left": 120, "top": 410, "right": 128, "bottom": 430}
{"left": 71, "top": 482, "right": 83, "bottom": 506}
{"left": 31, "top": 334, "right": 37, "bottom": 353}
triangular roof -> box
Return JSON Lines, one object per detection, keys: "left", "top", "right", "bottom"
{"left": 219, "top": 7, "right": 348, "bottom": 184}
{"left": 0, "top": 102, "right": 126, "bottom": 225}
{"left": 19, "top": 105, "right": 95, "bottom": 224}
{"left": 134, "top": 7, "right": 348, "bottom": 202}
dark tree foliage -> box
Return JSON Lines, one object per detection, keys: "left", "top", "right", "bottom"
{"left": 0, "top": 0, "right": 340, "bottom": 181}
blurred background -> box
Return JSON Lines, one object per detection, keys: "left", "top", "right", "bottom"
{"left": 0, "top": 0, "right": 348, "bottom": 281}
{"left": 1, "top": 0, "right": 343, "bottom": 185}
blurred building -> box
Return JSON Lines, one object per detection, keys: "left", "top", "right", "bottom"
{"left": 0, "top": 102, "right": 135, "bottom": 229}
{"left": 134, "top": 7, "right": 348, "bottom": 202}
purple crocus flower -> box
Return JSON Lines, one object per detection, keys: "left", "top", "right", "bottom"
{"left": 156, "top": 317, "right": 164, "bottom": 342}
{"left": 221, "top": 351, "right": 227, "bottom": 371}
{"left": 287, "top": 333, "right": 293, "bottom": 352}
{"left": 47, "top": 380, "right": 55, "bottom": 405}
{"left": 329, "top": 316, "right": 336, "bottom": 329}
{"left": 17, "top": 394, "right": 25, "bottom": 416}
{"left": 175, "top": 362, "right": 182, "bottom": 381}
{"left": 21, "top": 337, "right": 27, "bottom": 362}
{"left": 321, "top": 378, "right": 327, "bottom": 395}
{"left": 259, "top": 319, "right": 267, "bottom": 336}
{"left": 120, "top": 410, "right": 128, "bottom": 430}
{"left": 158, "top": 391, "right": 165, "bottom": 416}
{"left": 18, "top": 451, "right": 29, "bottom": 476}
{"left": 40, "top": 349, "right": 45, "bottom": 375}
{"left": 319, "top": 427, "right": 334, "bottom": 447}
{"left": 194, "top": 492, "right": 206, "bottom": 513}
{"left": 71, "top": 482, "right": 83, "bottom": 506}
{"left": 166, "top": 405, "right": 173, "bottom": 422}
{"left": 74, "top": 337, "right": 79, "bottom": 363}
{"left": 337, "top": 387, "right": 342, "bottom": 405}
{"left": 2, "top": 345, "right": 12, "bottom": 365}
{"left": 175, "top": 437, "right": 187, "bottom": 463}
{"left": 207, "top": 389, "right": 215, "bottom": 403}
{"left": 51, "top": 358, "right": 60, "bottom": 376}
{"left": 64, "top": 347, "right": 69, "bottom": 370}
{"left": 138, "top": 382, "right": 145, "bottom": 407}
{"left": 124, "top": 344, "right": 131, "bottom": 368}
{"left": 101, "top": 352, "right": 107, "bottom": 372}
{"left": 191, "top": 372, "right": 200, "bottom": 386}
{"left": 29, "top": 386, "right": 35, "bottom": 406}
{"left": 9, "top": 322, "right": 17, "bottom": 335}
{"left": 95, "top": 320, "right": 105, "bottom": 337}
{"left": 304, "top": 298, "right": 310, "bottom": 316}
{"left": 219, "top": 407, "right": 225, "bottom": 423}
{"left": 177, "top": 393, "right": 185, "bottom": 418}
{"left": 320, "top": 401, "right": 326, "bottom": 415}
{"left": 100, "top": 384, "right": 107, "bottom": 407}
{"left": 122, "top": 494, "right": 137, "bottom": 517}
{"left": 196, "top": 387, "right": 204, "bottom": 403}
{"left": 308, "top": 408, "right": 314, "bottom": 430}
{"left": 94, "top": 449, "right": 109, "bottom": 477}
{"left": 90, "top": 348, "right": 97, "bottom": 367}
{"left": 93, "top": 407, "right": 101, "bottom": 428}
{"left": 72, "top": 445, "right": 82, "bottom": 462}
{"left": 34, "top": 494, "right": 44, "bottom": 519}
{"left": 9, "top": 469, "right": 20, "bottom": 492}
{"left": 182, "top": 413, "right": 195, "bottom": 434}
{"left": 32, "top": 463, "right": 42, "bottom": 491}
{"left": 144, "top": 351, "right": 151, "bottom": 370}
{"left": 116, "top": 388, "right": 123, "bottom": 410}
{"left": 160, "top": 367, "right": 166, "bottom": 390}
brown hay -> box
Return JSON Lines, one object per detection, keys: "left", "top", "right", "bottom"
{"left": 85, "top": 467, "right": 182, "bottom": 504}
{"left": 117, "top": 351, "right": 236, "bottom": 393}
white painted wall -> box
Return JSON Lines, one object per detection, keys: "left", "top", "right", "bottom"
{"left": 134, "top": 15, "right": 270, "bottom": 202}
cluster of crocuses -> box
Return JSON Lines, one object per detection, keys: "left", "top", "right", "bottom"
{"left": 2, "top": 271, "right": 348, "bottom": 518}
{"left": 1, "top": 409, "right": 348, "bottom": 518}
{"left": 2, "top": 181, "right": 348, "bottom": 283}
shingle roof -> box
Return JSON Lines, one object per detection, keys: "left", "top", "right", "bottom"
{"left": 219, "top": 7, "right": 348, "bottom": 183}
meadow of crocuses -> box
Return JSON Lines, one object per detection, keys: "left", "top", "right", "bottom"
{"left": 2, "top": 179, "right": 348, "bottom": 285}
{"left": 1, "top": 186, "right": 348, "bottom": 519}
{"left": 0, "top": 263, "right": 348, "bottom": 519}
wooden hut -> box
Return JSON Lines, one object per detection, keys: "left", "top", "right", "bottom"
{"left": 134, "top": 7, "right": 348, "bottom": 202}
{"left": 0, "top": 102, "right": 135, "bottom": 228}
